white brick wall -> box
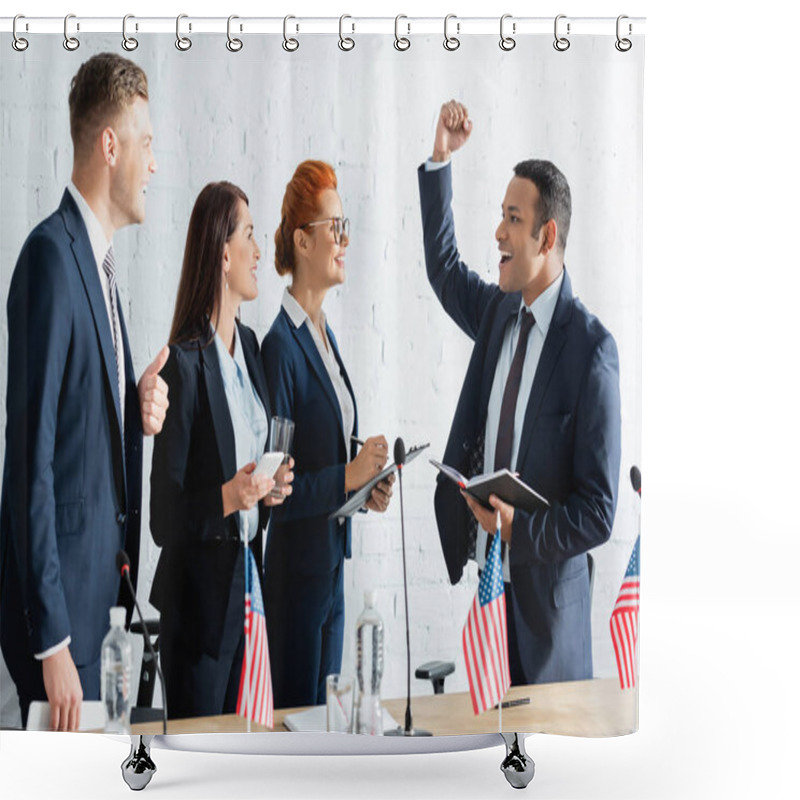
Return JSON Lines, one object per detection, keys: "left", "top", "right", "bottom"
{"left": 0, "top": 33, "right": 642, "bottom": 724}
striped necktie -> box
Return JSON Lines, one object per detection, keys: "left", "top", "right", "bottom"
{"left": 101, "top": 246, "right": 122, "bottom": 400}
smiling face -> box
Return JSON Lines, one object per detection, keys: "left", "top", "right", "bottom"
{"left": 223, "top": 199, "right": 261, "bottom": 304}
{"left": 495, "top": 175, "right": 559, "bottom": 304}
{"left": 298, "top": 188, "right": 349, "bottom": 291}
{"left": 108, "top": 95, "right": 157, "bottom": 228}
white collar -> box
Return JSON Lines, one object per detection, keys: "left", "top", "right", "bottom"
{"left": 212, "top": 322, "right": 247, "bottom": 387}
{"left": 520, "top": 269, "right": 564, "bottom": 337}
{"left": 281, "top": 286, "right": 326, "bottom": 331}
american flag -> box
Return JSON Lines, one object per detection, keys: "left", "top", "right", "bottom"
{"left": 610, "top": 536, "right": 640, "bottom": 689}
{"left": 236, "top": 547, "right": 274, "bottom": 728}
{"left": 463, "top": 530, "right": 511, "bottom": 715}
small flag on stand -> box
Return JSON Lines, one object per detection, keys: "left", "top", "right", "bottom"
{"left": 236, "top": 547, "right": 273, "bottom": 728}
{"left": 463, "top": 530, "right": 511, "bottom": 715}
{"left": 610, "top": 535, "right": 640, "bottom": 689}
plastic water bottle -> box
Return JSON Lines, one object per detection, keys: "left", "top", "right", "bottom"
{"left": 101, "top": 606, "right": 132, "bottom": 734}
{"left": 354, "top": 590, "right": 384, "bottom": 735}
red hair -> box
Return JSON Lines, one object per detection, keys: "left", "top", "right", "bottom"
{"left": 274, "top": 160, "right": 338, "bottom": 277}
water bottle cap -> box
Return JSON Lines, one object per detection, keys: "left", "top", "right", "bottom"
{"left": 109, "top": 606, "right": 126, "bottom": 628}
{"left": 364, "top": 589, "right": 377, "bottom": 607}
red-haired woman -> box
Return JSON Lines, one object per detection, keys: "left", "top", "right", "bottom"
{"left": 149, "top": 182, "right": 293, "bottom": 718}
{"left": 261, "top": 160, "right": 394, "bottom": 708}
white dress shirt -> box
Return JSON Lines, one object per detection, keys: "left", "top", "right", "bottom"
{"left": 213, "top": 327, "right": 269, "bottom": 543}
{"left": 281, "top": 287, "right": 355, "bottom": 450}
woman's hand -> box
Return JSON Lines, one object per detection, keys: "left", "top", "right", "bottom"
{"left": 345, "top": 435, "right": 389, "bottom": 492}
{"left": 365, "top": 473, "right": 395, "bottom": 513}
{"left": 222, "top": 462, "right": 273, "bottom": 517}
{"left": 264, "top": 457, "right": 295, "bottom": 507}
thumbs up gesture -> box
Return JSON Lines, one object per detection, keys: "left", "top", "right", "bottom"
{"left": 138, "top": 345, "right": 170, "bottom": 436}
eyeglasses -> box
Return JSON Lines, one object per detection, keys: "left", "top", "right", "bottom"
{"left": 300, "top": 216, "right": 350, "bottom": 245}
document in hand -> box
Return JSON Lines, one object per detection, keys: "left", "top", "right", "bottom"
{"left": 330, "top": 443, "right": 430, "bottom": 519}
{"left": 429, "top": 459, "right": 549, "bottom": 514}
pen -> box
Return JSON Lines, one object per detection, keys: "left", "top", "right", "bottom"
{"left": 350, "top": 437, "right": 389, "bottom": 449}
{"left": 493, "top": 697, "right": 531, "bottom": 710}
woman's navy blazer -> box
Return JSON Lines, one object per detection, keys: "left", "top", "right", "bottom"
{"left": 149, "top": 321, "right": 270, "bottom": 659}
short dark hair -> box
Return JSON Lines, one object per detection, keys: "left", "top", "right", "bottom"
{"left": 513, "top": 159, "right": 572, "bottom": 252}
{"left": 170, "top": 182, "right": 249, "bottom": 345}
{"left": 68, "top": 53, "right": 148, "bottom": 161}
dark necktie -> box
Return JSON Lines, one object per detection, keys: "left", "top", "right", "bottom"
{"left": 487, "top": 308, "right": 535, "bottom": 565}
{"left": 494, "top": 308, "right": 535, "bottom": 471}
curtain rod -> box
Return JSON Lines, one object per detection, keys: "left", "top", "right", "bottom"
{"left": 1, "top": 15, "right": 646, "bottom": 37}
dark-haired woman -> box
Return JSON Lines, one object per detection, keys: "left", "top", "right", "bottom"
{"left": 262, "top": 160, "right": 394, "bottom": 708}
{"left": 149, "top": 182, "right": 293, "bottom": 719}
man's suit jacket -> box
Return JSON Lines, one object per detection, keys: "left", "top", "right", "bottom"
{"left": 419, "top": 163, "right": 621, "bottom": 684}
{"left": 0, "top": 190, "right": 143, "bottom": 701}
{"left": 260, "top": 307, "right": 358, "bottom": 580}
{"left": 149, "top": 321, "right": 270, "bottom": 660}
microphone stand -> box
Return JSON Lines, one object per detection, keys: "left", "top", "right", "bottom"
{"left": 385, "top": 438, "right": 430, "bottom": 737}
{"left": 117, "top": 552, "right": 167, "bottom": 735}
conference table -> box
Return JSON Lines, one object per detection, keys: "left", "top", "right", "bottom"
{"left": 129, "top": 678, "right": 637, "bottom": 737}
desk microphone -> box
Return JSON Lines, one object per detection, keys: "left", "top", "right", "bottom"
{"left": 630, "top": 465, "right": 641, "bottom": 496}
{"left": 385, "top": 437, "right": 430, "bottom": 737}
{"left": 116, "top": 550, "right": 168, "bottom": 734}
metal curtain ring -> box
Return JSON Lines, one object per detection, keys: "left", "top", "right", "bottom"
{"left": 227, "top": 15, "right": 243, "bottom": 52}
{"left": 615, "top": 14, "right": 632, "bottom": 52}
{"left": 283, "top": 15, "right": 299, "bottom": 52}
{"left": 553, "top": 14, "right": 570, "bottom": 51}
{"left": 12, "top": 15, "right": 29, "bottom": 52}
{"left": 63, "top": 14, "right": 80, "bottom": 51}
{"left": 443, "top": 14, "right": 460, "bottom": 51}
{"left": 499, "top": 14, "right": 515, "bottom": 51}
{"left": 176, "top": 14, "right": 192, "bottom": 51}
{"left": 122, "top": 14, "right": 138, "bottom": 51}
{"left": 338, "top": 14, "right": 354, "bottom": 51}
{"left": 394, "top": 15, "right": 410, "bottom": 51}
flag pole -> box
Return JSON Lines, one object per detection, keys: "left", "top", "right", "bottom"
{"left": 243, "top": 515, "right": 251, "bottom": 734}
{"left": 496, "top": 517, "right": 502, "bottom": 735}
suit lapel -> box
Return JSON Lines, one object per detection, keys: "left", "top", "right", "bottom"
{"left": 200, "top": 341, "right": 237, "bottom": 480}
{"left": 286, "top": 310, "right": 345, "bottom": 437}
{"left": 238, "top": 321, "right": 272, "bottom": 421}
{"left": 515, "top": 270, "right": 574, "bottom": 470}
{"left": 61, "top": 191, "right": 124, "bottom": 431}
{"left": 327, "top": 324, "right": 358, "bottom": 448}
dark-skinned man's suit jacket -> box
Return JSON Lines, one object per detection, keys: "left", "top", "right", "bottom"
{"left": 418, "top": 163, "right": 621, "bottom": 684}
{"left": 1, "top": 190, "right": 143, "bottom": 720}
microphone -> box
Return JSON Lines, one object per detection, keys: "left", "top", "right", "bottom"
{"left": 394, "top": 437, "right": 406, "bottom": 469}
{"left": 117, "top": 550, "right": 168, "bottom": 734}
{"left": 385, "top": 438, "right": 430, "bottom": 737}
{"left": 630, "top": 466, "right": 641, "bottom": 496}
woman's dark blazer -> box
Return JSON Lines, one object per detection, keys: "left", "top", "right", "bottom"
{"left": 149, "top": 321, "right": 271, "bottom": 660}
{"left": 260, "top": 307, "right": 358, "bottom": 579}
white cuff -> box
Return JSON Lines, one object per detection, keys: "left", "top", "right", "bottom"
{"left": 425, "top": 157, "right": 450, "bottom": 171}
{"left": 35, "top": 636, "right": 71, "bottom": 661}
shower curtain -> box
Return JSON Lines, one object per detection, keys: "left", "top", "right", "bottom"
{"left": 0, "top": 25, "right": 642, "bottom": 739}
